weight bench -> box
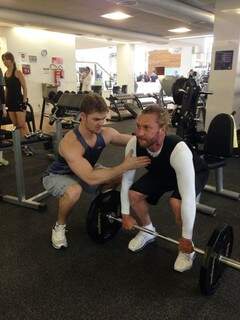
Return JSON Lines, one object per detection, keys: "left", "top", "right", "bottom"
{"left": 107, "top": 94, "right": 141, "bottom": 121}
{"left": 197, "top": 113, "right": 239, "bottom": 216}
{"left": 0, "top": 102, "right": 36, "bottom": 132}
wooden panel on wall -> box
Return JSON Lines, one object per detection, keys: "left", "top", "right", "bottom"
{"left": 148, "top": 50, "right": 181, "bottom": 73}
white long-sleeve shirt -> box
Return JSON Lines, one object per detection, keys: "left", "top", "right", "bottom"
{"left": 120, "top": 136, "right": 196, "bottom": 239}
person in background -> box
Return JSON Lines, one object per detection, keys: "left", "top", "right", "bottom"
{"left": 150, "top": 70, "right": 158, "bottom": 82}
{"left": 143, "top": 72, "right": 150, "bottom": 82}
{"left": 136, "top": 72, "right": 143, "bottom": 82}
{"left": 188, "top": 69, "right": 194, "bottom": 78}
{"left": 78, "top": 68, "right": 83, "bottom": 92}
{"left": 0, "top": 66, "right": 9, "bottom": 166}
{"left": 82, "top": 66, "right": 93, "bottom": 93}
{"left": 1, "top": 52, "right": 33, "bottom": 156}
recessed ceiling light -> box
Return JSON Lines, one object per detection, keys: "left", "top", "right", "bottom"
{"left": 169, "top": 34, "right": 213, "bottom": 40}
{"left": 101, "top": 11, "right": 132, "bottom": 20}
{"left": 221, "top": 8, "right": 240, "bottom": 14}
{"left": 106, "top": 0, "right": 137, "bottom": 5}
{"left": 168, "top": 27, "right": 191, "bottom": 33}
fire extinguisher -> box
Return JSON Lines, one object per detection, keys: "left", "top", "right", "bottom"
{"left": 54, "top": 70, "right": 61, "bottom": 86}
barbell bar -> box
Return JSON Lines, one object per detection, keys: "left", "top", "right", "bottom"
{"left": 86, "top": 190, "right": 238, "bottom": 295}
{"left": 107, "top": 215, "right": 240, "bottom": 271}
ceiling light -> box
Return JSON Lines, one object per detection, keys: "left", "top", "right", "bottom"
{"left": 106, "top": 0, "right": 137, "bottom": 5}
{"left": 221, "top": 8, "right": 240, "bottom": 14}
{"left": 168, "top": 27, "right": 191, "bottom": 33}
{"left": 169, "top": 34, "right": 213, "bottom": 40}
{"left": 101, "top": 11, "right": 132, "bottom": 20}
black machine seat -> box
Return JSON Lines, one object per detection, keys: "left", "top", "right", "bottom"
{"left": 203, "top": 155, "right": 226, "bottom": 170}
{"left": 54, "top": 93, "right": 84, "bottom": 118}
{"left": 0, "top": 140, "right": 12, "bottom": 149}
{"left": 203, "top": 113, "right": 233, "bottom": 171}
{"left": 204, "top": 113, "right": 233, "bottom": 157}
{"left": 203, "top": 113, "right": 233, "bottom": 170}
{"left": 197, "top": 113, "right": 238, "bottom": 216}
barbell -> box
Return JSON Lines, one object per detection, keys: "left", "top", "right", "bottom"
{"left": 86, "top": 190, "right": 240, "bottom": 296}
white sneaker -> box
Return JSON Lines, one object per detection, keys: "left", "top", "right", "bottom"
{"left": 51, "top": 224, "right": 68, "bottom": 249}
{"left": 0, "top": 158, "right": 9, "bottom": 166}
{"left": 128, "top": 229, "right": 156, "bottom": 252}
{"left": 174, "top": 251, "right": 195, "bottom": 272}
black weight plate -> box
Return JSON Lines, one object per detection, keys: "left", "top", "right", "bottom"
{"left": 199, "top": 224, "right": 233, "bottom": 295}
{"left": 86, "top": 190, "right": 121, "bottom": 243}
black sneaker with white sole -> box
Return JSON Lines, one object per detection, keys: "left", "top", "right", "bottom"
{"left": 22, "top": 145, "right": 33, "bottom": 157}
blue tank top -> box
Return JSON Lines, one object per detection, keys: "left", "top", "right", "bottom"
{"left": 47, "top": 126, "right": 106, "bottom": 175}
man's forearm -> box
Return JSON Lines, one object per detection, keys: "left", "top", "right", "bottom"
{"left": 120, "top": 169, "right": 136, "bottom": 215}
{"left": 71, "top": 163, "right": 127, "bottom": 186}
{"left": 181, "top": 200, "right": 196, "bottom": 239}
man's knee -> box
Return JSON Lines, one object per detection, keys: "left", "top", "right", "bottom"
{"left": 129, "top": 190, "right": 146, "bottom": 206}
{"left": 65, "top": 184, "right": 82, "bottom": 203}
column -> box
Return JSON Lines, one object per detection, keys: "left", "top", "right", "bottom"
{"left": 206, "top": 0, "right": 240, "bottom": 129}
{"left": 117, "top": 44, "right": 135, "bottom": 93}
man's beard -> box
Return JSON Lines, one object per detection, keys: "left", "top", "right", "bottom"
{"left": 138, "top": 137, "right": 156, "bottom": 148}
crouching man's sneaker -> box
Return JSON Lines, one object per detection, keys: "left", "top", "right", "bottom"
{"left": 128, "top": 227, "right": 156, "bottom": 252}
{"left": 174, "top": 251, "right": 195, "bottom": 272}
{"left": 52, "top": 223, "right": 68, "bottom": 249}
{"left": 0, "top": 158, "right": 9, "bottom": 166}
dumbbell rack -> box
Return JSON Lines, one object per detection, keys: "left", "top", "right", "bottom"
{"left": 1, "top": 129, "right": 49, "bottom": 210}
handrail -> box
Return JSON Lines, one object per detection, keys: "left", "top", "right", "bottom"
{"left": 76, "top": 61, "right": 113, "bottom": 79}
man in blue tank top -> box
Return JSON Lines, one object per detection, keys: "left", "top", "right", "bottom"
{"left": 43, "top": 93, "right": 150, "bottom": 249}
{"left": 120, "top": 105, "right": 209, "bottom": 272}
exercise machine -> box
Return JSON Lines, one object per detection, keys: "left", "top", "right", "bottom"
{"left": 0, "top": 129, "right": 52, "bottom": 210}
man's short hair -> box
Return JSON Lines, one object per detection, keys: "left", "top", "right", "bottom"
{"left": 80, "top": 93, "right": 109, "bottom": 115}
{"left": 141, "top": 104, "right": 170, "bottom": 130}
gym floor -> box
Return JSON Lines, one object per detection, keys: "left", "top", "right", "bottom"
{"left": 0, "top": 119, "right": 240, "bottom": 320}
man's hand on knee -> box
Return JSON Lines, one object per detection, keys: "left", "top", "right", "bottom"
{"left": 178, "top": 237, "right": 194, "bottom": 253}
{"left": 122, "top": 214, "right": 137, "bottom": 230}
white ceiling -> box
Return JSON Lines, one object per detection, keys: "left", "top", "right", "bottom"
{"left": 0, "top": 0, "right": 216, "bottom": 45}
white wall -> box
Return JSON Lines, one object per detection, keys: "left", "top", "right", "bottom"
{"left": 1, "top": 27, "right": 76, "bottom": 114}
{"left": 0, "top": 36, "right": 7, "bottom": 71}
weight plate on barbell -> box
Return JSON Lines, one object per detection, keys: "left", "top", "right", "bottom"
{"left": 86, "top": 190, "right": 121, "bottom": 244}
{"left": 199, "top": 224, "right": 233, "bottom": 295}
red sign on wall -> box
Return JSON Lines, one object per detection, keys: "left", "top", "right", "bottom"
{"left": 52, "top": 57, "right": 63, "bottom": 65}
{"left": 22, "top": 64, "right": 31, "bottom": 75}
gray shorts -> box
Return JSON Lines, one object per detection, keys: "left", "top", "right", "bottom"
{"left": 42, "top": 173, "right": 100, "bottom": 198}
